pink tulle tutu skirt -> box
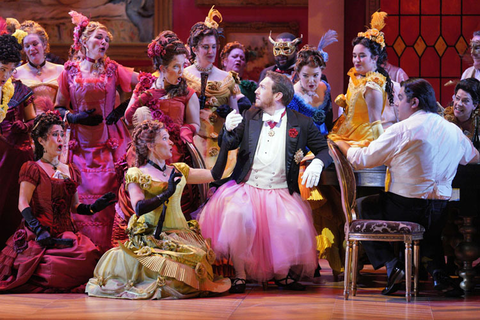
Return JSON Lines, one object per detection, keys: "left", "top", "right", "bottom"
{"left": 198, "top": 181, "right": 318, "bottom": 282}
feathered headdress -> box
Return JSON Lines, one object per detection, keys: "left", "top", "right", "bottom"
{"left": 357, "top": 11, "right": 387, "bottom": 49}
{"left": 317, "top": 29, "right": 338, "bottom": 62}
{"left": 204, "top": 5, "right": 222, "bottom": 29}
{"left": 69, "top": 10, "right": 89, "bottom": 51}
{"left": 0, "top": 17, "right": 7, "bottom": 35}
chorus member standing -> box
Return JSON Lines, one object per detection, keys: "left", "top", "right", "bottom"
{"left": 258, "top": 32, "right": 303, "bottom": 83}
{"left": 220, "top": 41, "right": 255, "bottom": 112}
{"left": 461, "top": 31, "right": 480, "bottom": 81}
{"left": 289, "top": 31, "right": 344, "bottom": 278}
{"left": 55, "top": 11, "right": 138, "bottom": 252}
{"left": 0, "top": 32, "right": 35, "bottom": 249}
{"left": 198, "top": 71, "right": 332, "bottom": 293}
{"left": 14, "top": 20, "right": 64, "bottom": 115}
{"left": 184, "top": 6, "right": 239, "bottom": 172}
{"left": 290, "top": 30, "right": 337, "bottom": 135}
{"left": 329, "top": 12, "right": 394, "bottom": 147}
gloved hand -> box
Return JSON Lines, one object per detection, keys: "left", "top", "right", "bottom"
{"left": 76, "top": 192, "right": 116, "bottom": 215}
{"left": 10, "top": 120, "right": 28, "bottom": 133}
{"left": 134, "top": 169, "right": 182, "bottom": 216}
{"left": 180, "top": 124, "right": 196, "bottom": 144}
{"left": 301, "top": 158, "right": 324, "bottom": 188}
{"left": 225, "top": 109, "right": 243, "bottom": 132}
{"left": 106, "top": 101, "right": 129, "bottom": 125}
{"left": 36, "top": 228, "right": 53, "bottom": 247}
{"left": 216, "top": 104, "right": 232, "bottom": 118}
{"left": 91, "top": 192, "right": 117, "bottom": 212}
{"left": 21, "top": 207, "right": 52, "bottom": 246}
{"left": 166, "top": 169, "right": 183, "bottom": 197}
{"left": 67, "top": 109, "right": 103, "bottom": 126}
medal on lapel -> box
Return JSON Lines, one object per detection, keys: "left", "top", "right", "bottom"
{"left": 265, "top": 109, "right": 287, "bottom": 138}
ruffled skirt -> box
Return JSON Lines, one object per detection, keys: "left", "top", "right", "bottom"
{"left": 0, "top": 222, "right": 101, "bottom": 293}
{"left": 198, "top": 181, "right": 318, "bottom": 282}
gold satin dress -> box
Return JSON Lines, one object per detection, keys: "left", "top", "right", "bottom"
{"left": 184, "top": 70, "right": 239, "bottom": 176}
{"left": 86, "top": 163, "right": 231, "bottom": 299}
{"left": 21, "top": 77, "right": 58, "bottom": 115}
{"left": 329, "top": 68, "right": 387, "bottom": 147}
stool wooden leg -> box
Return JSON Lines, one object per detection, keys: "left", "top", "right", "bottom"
{"left": 413, "top": 240, "right": 420, "bottom": 297}
{"left": 404, "top": 240, "right": 412, "bottom": 302}
{"left": 344, "top": 239, "right": 352, "bottom": 300}
{"left": 351, "top": 240, "right": 359, "bottom": 296}
{"left": 262, "top": 281, "right": 268, "bottom": 291}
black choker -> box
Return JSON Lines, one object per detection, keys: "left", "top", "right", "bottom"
{"left": 41, "top": 157, "right": 59, "bottom": 171}
{"left": 28, "top": 60, "right": 46, "bottom": 76}
{"left": 85, "top": 56, "right": 99, "bottom": 64}
{"left": 147, "top": 160, "right": 167, "bottom": 177}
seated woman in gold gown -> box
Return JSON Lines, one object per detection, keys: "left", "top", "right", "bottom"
{"left": 329, "top": 12, "right": 395, "bottom": 147}
{"left": 86, "top": 120, "right": 230, "bottom": 299}
{"left": 13, "top": 20, "right": 64, "bottom": 115}
{"left": 183, "top": 7, "right": 239, "bottom": 173}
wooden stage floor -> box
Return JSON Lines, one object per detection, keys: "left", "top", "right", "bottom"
{"left": 1, "top": 261, "right": 479, "bottom": 320}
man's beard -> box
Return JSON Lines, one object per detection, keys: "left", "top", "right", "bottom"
{"left": 255, "top": 96, "right": 274, "bottom": 109}
{"left": 275, "top": 54, "right": 296, "bottom": 71}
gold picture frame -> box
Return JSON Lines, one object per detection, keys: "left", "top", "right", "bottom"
{"left": 196, "top": 0, "right": 307, "bottom": 6}
{"left": 47, "top": 0, "right": 172, "bottom": 63}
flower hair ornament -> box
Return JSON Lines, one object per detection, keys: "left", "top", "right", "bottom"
{"left": 204, "top": 5, "right": 222, "bottom": 29}
{"left": 147, "top": 39, "right": 168, "bottom": 59}
{"left": 357, "top": 11, "right": 387, "bottom": 49}
{"left": 0, "top": 17, "right": 6, "bottom": 35}
{"left": 317, "top": 29, "right": 338, "bottom": 63}
{"left": 69, "top": 10, "right": 89, "bottom": 52}
{"left": 11, "top": 28, "right": 28, "bottom": 45}
{"left": 269, "top": 31, "right": 303, "bottom": 57}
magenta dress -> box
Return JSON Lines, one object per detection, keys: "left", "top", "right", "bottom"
{"left": 0, "top": 162, "right": 100, "bottom": 293}
{"left": 57, "top": 58, "right": 134, "bottom": 252}
{"left": 0, "top": 80, "right": 34, "bottom": 249}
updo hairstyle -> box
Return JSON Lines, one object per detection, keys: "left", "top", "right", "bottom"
{"left": 295, "top": 45, "right": 326, "bottom": 73}
{"left": 132, "top": 120, "right": 166, "bottom": 167}
{"left": 20, "top": 20, "right": 50, "bottom": 53}
{"left": 31, "top": 113, "right": 65, "bottom": 160}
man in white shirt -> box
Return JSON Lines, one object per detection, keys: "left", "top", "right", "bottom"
{"left": 198, "top": 71, "right": 332, "bottom": 293}
{"left": 461, "top": 31, "right": 480, "bottom": 81}
{"left": 337, "top": 78, "right": 479, "bottom": 296}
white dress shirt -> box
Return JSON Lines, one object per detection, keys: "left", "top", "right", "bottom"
{"left": 461, "top": 66, "right": 480, "bottom": 81}
{"left": 246, "top": 108, "right": 288, "bottom": 189}
{"left": 347, "top": 110, "right": 479, "bottom": 200}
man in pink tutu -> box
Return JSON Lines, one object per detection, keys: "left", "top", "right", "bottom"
{"left": 198, "top": 71, "right": 332, "bottom": 293}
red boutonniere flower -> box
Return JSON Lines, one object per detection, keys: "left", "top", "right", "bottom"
{"left": 289, "top": 128, "right": 298, "bottom": 138}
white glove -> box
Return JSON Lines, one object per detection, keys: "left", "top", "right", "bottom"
{"left": 301, "top": 158, "right": 324, "bottom": 188}
{"left": 225, "top": 109, "right": 243, "bottom": 132}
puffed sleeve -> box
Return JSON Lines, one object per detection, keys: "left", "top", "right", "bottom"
{"left": 364, "top": 72, "right": 386, "bottom": 93}
{"left": 57, "top": 63, "right": 73, "bottom": 106}
{"left": 18, "top": 161, "right": 41, "bottom": 187}
{"left": 125, "top": 167, "right": 152, "bottom": 190}
{"left": 172, "top": 162, "right": 190, "bottom": 179}
{"left": 68, "top": 163, "right": 82, "bottom": 185}
{"left": 228, "top": 71, "right": 241, "bottom": 95}
{"left": 116, "top": 63, "right": 135, "bottom": 93}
